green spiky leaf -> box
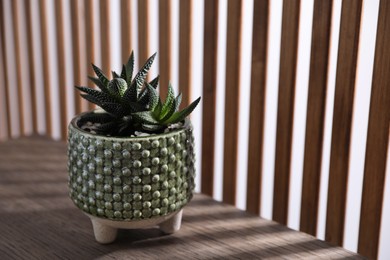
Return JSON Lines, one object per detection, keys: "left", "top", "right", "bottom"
{"left": 112, "top": 71, "right": 120, "bottom": 79}
{"left": 92, "top": 63, "right": 110, "bottom": 87}
{"left": 164, "top": 97, "right": 201, "bottom": 124}
{"left": 76, "top": 86, "right": 116, "bottom": 104}
{"left": 132, "top": 111, "right": 159, "bottom": 125}
{"left": 160, "top": 83, "right": 175, "bottom": 119}
{"left": 125, "top": 51, "right": 134, "bottom": 84}
{"left": 88, "top": 76, "right": 109, "bottom": 93}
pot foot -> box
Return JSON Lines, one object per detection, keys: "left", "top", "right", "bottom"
{"left": 159, "top": 209, "right": 183, "bottom": 234}
{"left": 91, "top": 219, "right": 118, "bottom": 244}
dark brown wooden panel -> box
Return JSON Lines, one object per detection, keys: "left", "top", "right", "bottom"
{"left": 25, "top": 0, "right": 38, "bottom": 133}
{"left": 85, "top": 0, "right": 96, "bottom": 110}
{"left": 272, "top": 0, "right": 300, "bottom": 224}
{"left": 246, "top": 0, "right": 269, "bottom": 215}
{"left": 158, "top": 0, "right": 172, "bottom": 98}
{"left": 121, "top": 0, "right": 132, "bottom": 63}
{"left": 39, "top": 0, "right": 53, "bottom": 135}
{"left": 100, "top": 0, "right": 111, "bottom": 77}
{"left": 11, "top": 0, "right": 25, "bottom": 135}
{"left": 201, "top": 0, "right": 219, "bottom": 196}
{"left": 300, "top": 0, "right": 332, "bottom": 235}
{"left": 55, "top": 0, "right": 68, "bottom": 140}
{"left": 138, "top": 0, "right": 149, "bottom": 69}
{"left": 222, "top": 0, "right": 242, "bottom": 205}
{"left": 0, "top": 0, "right": 11, "bottom": 137}
{"left": 325, "top": 0, "right": 362, "bottom": 246}
{"left": 70, "top": 0, "right": 84, "bottom": 115}
{"left": 178, "top": 0, "right": 192, "bottom": 108}
{"left": 358, "top": 0, "right": 390, "bottom": 258}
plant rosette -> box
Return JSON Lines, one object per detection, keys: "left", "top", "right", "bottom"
{"left": 67, "top": 112, "right": 196, "bottom": 243}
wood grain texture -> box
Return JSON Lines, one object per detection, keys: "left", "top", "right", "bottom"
{"left": 222, "top": 0, "right": 242, "bottom": 205}
{"left": 358, "top": 0, "right": 390, "bottom": 258}
{"left": 0, "top": 137, "right": 364, "bottom": 259}
{"left": 201, "top": 0, "right": 218, "bottom": 196}
{"left": 55, "top": 0, "right": 68, "bottom": 140}
{"left": 39, "top": 0, "right": 53, "bottom": 135}
{"left": 158, "top": 0, "right": 172, "bottom": 99}
{"left": 138, "top": 0, "right": 149, "bottom": 69}
{"left": 100, "top": 0, "right": 111, "bottom": 77}
{"left": 325, "top": 0, "right": 362, "bottom": 246}
{"left": 0, "top": 0, "right": 11, "bottom": 137}
{"left": 300, "top": 0, "right": 332, "bottom": 236}
{"left": 85, "top": 0, "right": 96, "bottom": 110}
{"left": 25, "top": 0, "right": 38, "bottom": 133}
{"left": 11, "top": 0, "right": 25, "bottom": 135}
{"left": 121, "top": 0, "right": 132, "bottom": 63}
{"left": 178, "top": 0, "right": 192, "bottom": 108}
{"left": 246, "top": 0, "right": 269, "bottom": 215}
{"left": 273, "top": 0, "right": 300, "bottom": 224}
{"left": 70, "top": 0, "right": 84, "bottom": 115}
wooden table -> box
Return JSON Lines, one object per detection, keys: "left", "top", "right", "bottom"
{"left": 0, "top": 137, "right": 365, "bottom": 259}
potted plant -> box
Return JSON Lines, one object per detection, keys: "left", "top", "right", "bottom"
{"left": 67, "top": 52, "right": 200, "bottom": 243}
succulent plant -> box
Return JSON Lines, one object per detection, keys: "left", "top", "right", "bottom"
{"left": 76, "top": 52, "right": 201, "bottom": 136}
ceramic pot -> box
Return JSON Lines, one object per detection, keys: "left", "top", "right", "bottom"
{"left": 67, "top": 111, "right": 196, "bottom": 243}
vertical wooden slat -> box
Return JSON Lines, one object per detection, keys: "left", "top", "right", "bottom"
{"left": 25, "top": 0, "right": 38, "bottom": 133}
{"left": 138, "top": 0, "right": 149, "bottom": 68}
{"left": 358, "top": 0, "right": 390, "bottom": 258}
{"left": 55, "top": 0, "right": 67, "bottom": 140}
{"left": 11, "top": 0, "right": 25, "bottom": 135}
{"left": 246, "top": 0, "right": 269, "bottom": 215}
{"left": 325, "top": 0, "right": 362, "bottom": 246}
{"left": 100, "top": 0, "right": 111, "bottom": 76}
{"left": 39, "top": 0, "right": 53, "bottom": 135}
{"left": 201, "top": 0, "right": 219, "bottom": 196}
{"left": 178, "top": 0, "right": 192, "bottom": 108}
{"left": 70, "top": 0, "right": 84, "bottom": 114}
{"left": 85, "top": 0, "right": 96, "bottom": 110}
{"left": 272, "top": 0, "right": 300, "bottom": 224}
{"left": 121, "top": 0, "right": 132, "bottom": 62}
{"left": 222, "top": 0, "right": 242, "bottom": 205}
{"left": 300, "top": 0, "right": 332, "bottom": 235}
{"left": 0, "top": 0, "right": 11, "bottom": 137}
{"left": 158, "top": 0, "right": 172, "bottom": 98}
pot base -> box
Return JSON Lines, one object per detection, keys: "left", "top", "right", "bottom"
{"left": 88, "top": 210, "right": 183, "bottom": 244}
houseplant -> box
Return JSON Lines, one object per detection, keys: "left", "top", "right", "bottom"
{"left": 67, "top": 52, "right": 200, "bottom": 243}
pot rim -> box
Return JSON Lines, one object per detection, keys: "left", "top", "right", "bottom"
{"left": 69, "top": 110, "right": 192, "bottom": 142}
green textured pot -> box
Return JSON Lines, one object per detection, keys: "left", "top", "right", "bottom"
{"left": 67, "top": 111, "right": 196, "bottom": 243}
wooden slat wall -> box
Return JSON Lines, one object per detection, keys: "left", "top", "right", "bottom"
{"left": 178, "top": 0, "right": 192, "bottom": 108}
{"left": 11, "top": 0, "right": 25, "bottom": 135}
{"left": 222, "top": 0, "right": 242, "bottom": 205}
{"left": 138, "top": 0, "right": 149, "bottom": 69}
{"left": 158, "top": 0, "right": 171, "bottom": 98}
{"left": 300, "top": 0, "right": 333, "bottom": 236}
{"left": 121, "top": 0, "right": 132, "bottom": 63}
{"left": 39, "top": 0, "right": 53, "bottom": 136}
{"left": 246, "top": 0, "right": 269, "bottom": 215}
{"left": 325, "top": 0, "right": 362, "bottom": 246}
{"left": 70, "top": 0, "right": 84, "bottom": 115}
{"left": 358, "top": 0, "right": 390, "bottom": 258}
{"left": 55, "top": 0, "right": 68, "bottom": 139}
{"left": 85, "top": 0, "right": 96, "bottom": 110}
{"left": 272, "top": 0, "right": 300, "bottom": 225}
{"left": 0, "top": 0, "right": 11, "bottom": 137}
{"left": 100, "top": 0, "right": 111, "bottom": 77}
{"left": 25, "top": 0, "right": 38, "bottom": 133}
{"left": 201, "top": 0, "right": 219, "bottom": 196}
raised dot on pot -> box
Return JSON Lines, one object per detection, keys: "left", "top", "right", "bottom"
{"left": 152, "top": 208, "right": 160, "bottom": 215}
{"left": 152, "top": 157, "right": 160, "bottom": 166}
{"left": 143, "top": 201, "right": 151, "bottom": 209}
{"left": 133, "top": 160, "right": 142, "bottom": 168}
{"left": 113, "top": 177, "right": 121, "bottom": 185}
{"left": 151, "top": 140, "right": 160, "bottom": 148}
{"left": 142, "top": 150, "right": 150, "bottom": 158}
{"left": 142, "top": 167, "right": 151, "bottom": 175}
{"left": 153, "top": 191, "right": 161, "bottom": 199}
{"left": 133, "top": 143, "right": 142, "bottom": 150}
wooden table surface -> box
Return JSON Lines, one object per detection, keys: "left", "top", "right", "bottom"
{"left": 0, "top": 137, "right": 365, "bottom": 260}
